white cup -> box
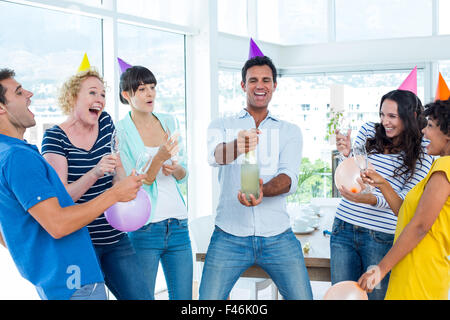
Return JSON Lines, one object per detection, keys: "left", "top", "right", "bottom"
{"left": 293, "top": 217, "right": 310, "bottom": 233}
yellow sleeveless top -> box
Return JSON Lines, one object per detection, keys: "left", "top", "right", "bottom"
{"left": 385, "top": 156, "right": 450, "bottom": 300}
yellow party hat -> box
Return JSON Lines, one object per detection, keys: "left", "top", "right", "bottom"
{"left": 77, "top": 53, "right": 91, "bottom": 72}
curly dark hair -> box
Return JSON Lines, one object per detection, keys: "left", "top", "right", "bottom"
{"left": 423, "top": 99, "right": 450, "bottom": 136}
{"left": 366, "top": 89, "right": 425, "bottom": 182}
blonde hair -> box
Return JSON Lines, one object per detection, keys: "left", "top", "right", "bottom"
{"left": 58, "top": 68, "right": 105, "bottom": 115}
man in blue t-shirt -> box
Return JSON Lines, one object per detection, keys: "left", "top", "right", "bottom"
{"left": 0, "top": 69, "right": 145, "bottom": 300}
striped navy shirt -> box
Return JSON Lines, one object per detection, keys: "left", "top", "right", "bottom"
{"left": 335, "top": 122, "right": 434, "bottom": 234}
{"left": 41, "top": 112, "right": 125, "bottom": 246}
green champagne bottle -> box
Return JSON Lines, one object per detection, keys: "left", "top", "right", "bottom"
{"left": 240, "top": 149, "right": 260, "bottom": 201}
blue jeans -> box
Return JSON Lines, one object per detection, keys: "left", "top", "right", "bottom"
{"left": 128, "top": 218, "right": 193, "bottom": 300}
{"left": 94, "top": 235, "right": 152, "bottom": 300}
{"left": 330, "top": 218, "right": 394, "bottom": 300}
{"left": 199, "top": 226, "right": 313, "bottom": 300}
{"left": 70, "top": 283, "right": 107, "bottom": 300}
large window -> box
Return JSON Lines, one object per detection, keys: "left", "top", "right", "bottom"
{"left": 117, "top": 23, "right": 187, "bottom": 197}
{"left": 218, "top": 70, "right": 245, "bottom": 117}
{"left": 257, "top": 0, "right": 328, "bottom": 45}
{"left": 439, "top": 0, "right": 450, "bottom": 34}
{"left": 273, "top": 69, "right": 425, "bottom": 160}
{"left": 438, "top": 61, "right": 450, "bottom": 84}
{"left": 217, "top": 0, "right": 248, "bottom": 36}
{"left": 221, "top": 0, "right": 438, "bottom": 45}
{"left": 71, "top": 0, "right": 102, "bottom": 6}
{"left": 0, "top": 1, "right": 102, "bottom": 148}
{"left": 276, "top": 69, "right": 425, "bottom": 202}
{"left": 219, "top": 68, "right": 425, "bottom": 203}
{"left": 0, "top": 0, "right": 189, "bottom": 300}
{"left": 117, "top": 0, "right": 193, "bottom": 26}
{"left": 335, "top": 0, "right": 432, "bottom": 41}
{"left": 117, "top": 24, "right": 186, "bottom": 122}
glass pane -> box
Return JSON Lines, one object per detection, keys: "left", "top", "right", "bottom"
{"left": 117, "top": 0, "right": 193, "bottom": 27}
{"left": 439, "top": 0, "right": 450, "bottom": 34}
{"left": 336, "top": 0, "right": 432, "bottom": 41}
{"left": 217, "top": 0, "right": 248, "bottom": 36}
{"left": 437, "top": 61, "right": 450, "bottom": 94}
{"left": 71, "top": 0, "right": 102, "bottom": 6}
{"left": 258, "top": 0, "right": 328, "bottom": 45}
{"left": 0, "top": 1, "right": 102, "bottom": 148}
{"left": 274, "top": 70, "right": 423, "bottom": 201}
{"left": 117, "top": 23, "right": 187, "bottom": 197}
{"left": 273, "top": 70, "right": 425, "bottom": 158}
{"left": 218, "top": 70, "right": 246, "bottom": 117}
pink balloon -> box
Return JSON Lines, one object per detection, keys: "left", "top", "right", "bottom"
{"left": 105, "top": 188, "right": 151, "bottom": 232}
{"left": 334, "top": 157, "right": 375, "bottom": 194}
{"left": 323, "top": 281, "right": 368, "bottom": 300}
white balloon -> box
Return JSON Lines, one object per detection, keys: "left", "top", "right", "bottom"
{"left": 334, "top": 157, "right": 374, "bottom": 193}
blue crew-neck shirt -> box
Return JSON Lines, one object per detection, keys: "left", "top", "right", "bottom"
{"left": 0, "top": 133, "right": 103, "bottom": 300}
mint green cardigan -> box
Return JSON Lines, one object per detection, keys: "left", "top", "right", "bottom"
{"left": 116, "top": 112, "right": 188, "bottom": 225}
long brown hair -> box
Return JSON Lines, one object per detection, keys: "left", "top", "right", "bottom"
{"left": 366, "top": 89, "right": 425, "bottom": 182}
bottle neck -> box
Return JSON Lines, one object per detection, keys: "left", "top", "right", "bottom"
{"left": 244, "top": 150, "right": 257, "bottom": 164}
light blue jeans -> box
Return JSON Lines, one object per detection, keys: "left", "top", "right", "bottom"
{"left": 70, "top": 283, "right": 107, "bottom": 300}
{"left": 330, "top": 218, "right": 394, "bottom": 300}
{"left": 94, "top": 235, "right": 152, "bottom": 300}
{"left": 199, "top": 226, "right": 313, "bottom": 300}
{"left": 128, "top": 218, "right": 193, "bottom": 300}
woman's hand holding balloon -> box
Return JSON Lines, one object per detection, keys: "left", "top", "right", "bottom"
{"left": 110, "top": 169, "right": 145, "bottom": 202}
{"left": 339, "top": 183, "right": 377, "bottom": 206}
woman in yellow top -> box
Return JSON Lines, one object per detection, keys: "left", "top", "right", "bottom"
{"left": 358, "top": 99, "right": 450, "bottom": 299}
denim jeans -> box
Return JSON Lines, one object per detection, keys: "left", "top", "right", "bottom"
{"left": 128, "top": 218, "right": 193, "bottom": 300}
{"left": 94, "top": 235, "right": 152, "bottom": 300}
{"left": 70, "top": 282, "right": 107, "bottom": 300}
{"left": 199, "top": 226, "right": 313, "bottom": 300}
{"left": 330, "top": 218, "right": 394, "bottom": 300}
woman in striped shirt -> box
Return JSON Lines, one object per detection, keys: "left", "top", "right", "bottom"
{"left": 331, "top": 89, "right": 434, "bottom": 300}
{"left": 41, "top": 69, "right": 151, "bottom": 300}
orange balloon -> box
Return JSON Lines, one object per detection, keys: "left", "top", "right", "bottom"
{"left": 323, "top": 281, "right": 368, "bottom": 300}
{"left": 334, "top": 157, "right": 375, "bottom": 193}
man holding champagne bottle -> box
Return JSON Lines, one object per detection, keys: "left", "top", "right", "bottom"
{"left": 201, "top": 56, "right": 312, "bottom": 300}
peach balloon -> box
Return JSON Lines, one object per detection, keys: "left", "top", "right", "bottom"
{"left": 334, "top": 157, "right": 374, "bottom": 193}
{"left": 323, "top": 281, "right": 368, "bottom": 300}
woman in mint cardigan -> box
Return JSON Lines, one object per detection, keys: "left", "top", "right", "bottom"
{"left": 116, "top": 65, "right": 192, "bottom": 300}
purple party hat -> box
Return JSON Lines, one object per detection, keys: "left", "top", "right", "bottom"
{"left": 117, "top": 57, "right": 132, "bottom": 74}
{"left": 248, "top": 38, "right": 264, "bottom": 59}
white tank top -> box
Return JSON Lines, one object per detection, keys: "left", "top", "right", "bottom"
{"left": 146, "top": 147, "right": 187, "bottom": 223}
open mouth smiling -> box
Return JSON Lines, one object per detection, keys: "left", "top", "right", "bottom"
{"left": 89, "top": 106, "right": 102, "bottom": 116}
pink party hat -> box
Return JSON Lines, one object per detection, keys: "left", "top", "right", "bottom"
{"left": 248, "top": 38, "right": 264, "bottom": 59}
{"left": 398, "top": 66, "right": 417, "bottom": 95}
{"left": 117, "top": 57, "right": 132, "bottom": 74}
